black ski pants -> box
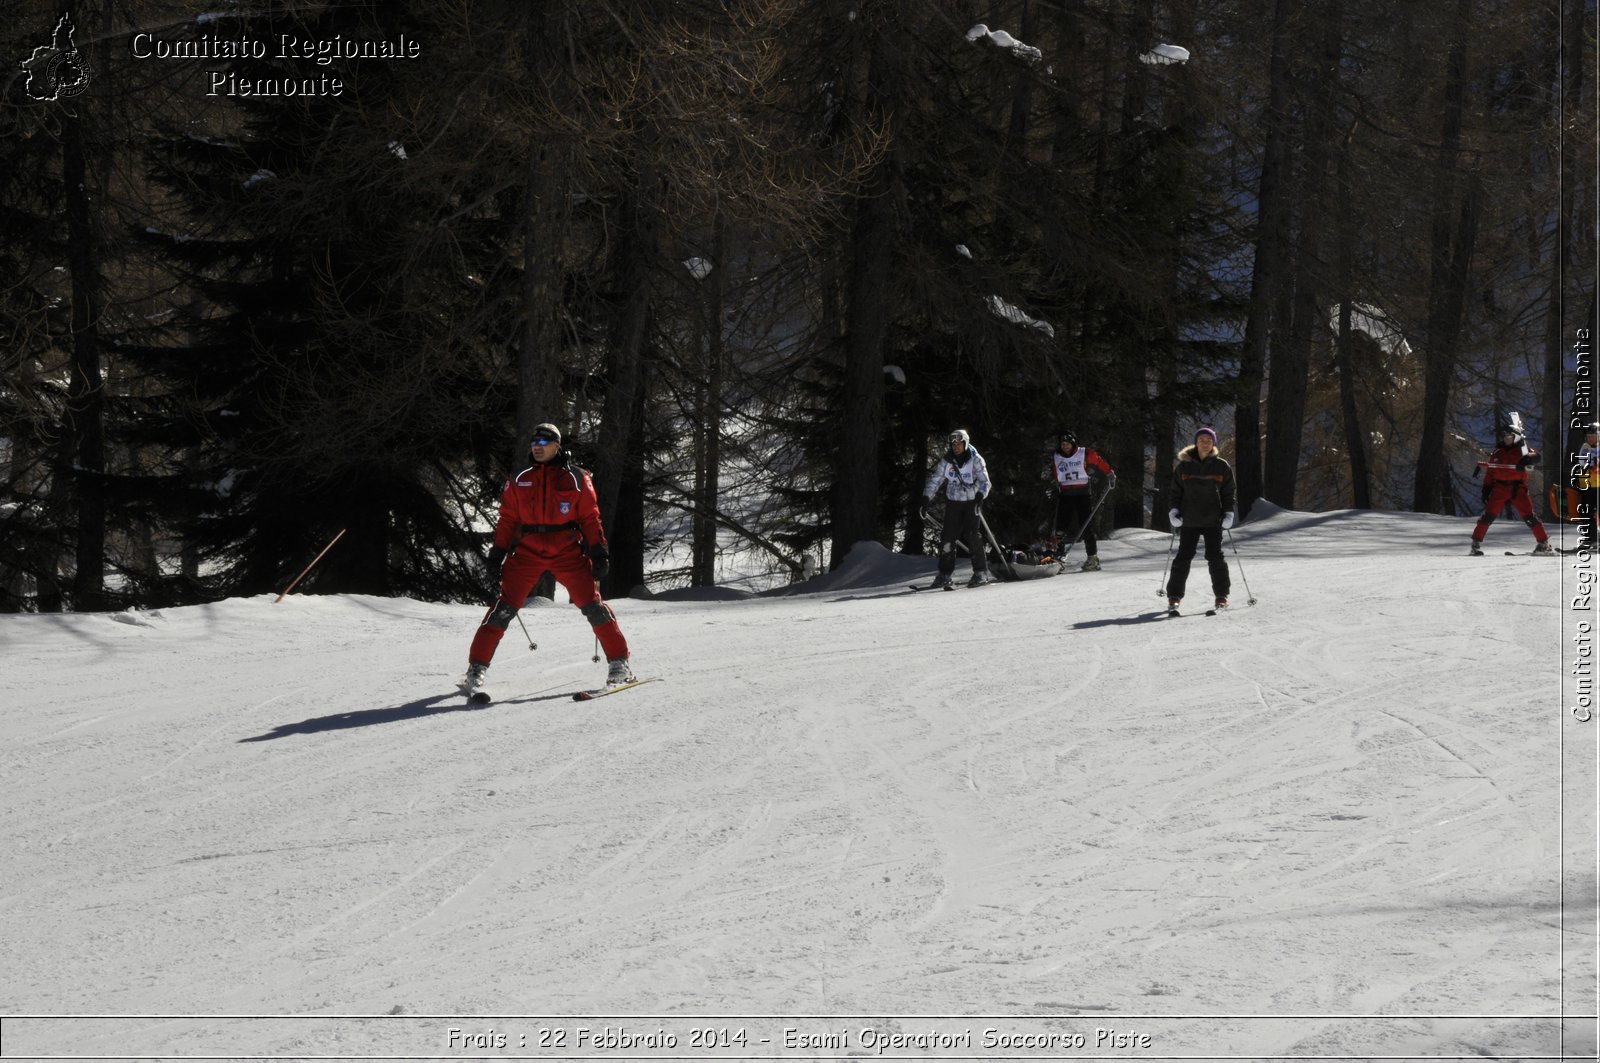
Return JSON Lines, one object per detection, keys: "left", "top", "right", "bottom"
{"left": 938, "top": 498, "right": 988, "bottom": 576}
{"left": 1168, "top": 525, "right": 1230, "bottom": 601}
{"left": 1053, "top": 491, "right": 1097, "bottom": 554}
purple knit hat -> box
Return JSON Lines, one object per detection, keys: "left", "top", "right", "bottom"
{"left": 1195, "top": 426, "right": 1218, "bottom": 443}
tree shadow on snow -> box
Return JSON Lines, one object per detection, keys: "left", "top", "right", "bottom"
{"left": 238, "top": 694, "right": 483, "bottom": 741}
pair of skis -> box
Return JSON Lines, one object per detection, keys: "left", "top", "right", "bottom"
{"left": 1475, "top": 547, "right": 1575, "bottom": 556}
{"left": 465, "top": 676, "right": 660, "bottom": 706}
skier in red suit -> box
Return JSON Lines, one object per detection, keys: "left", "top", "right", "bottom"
{"left": 1470, "top": 422, "right": 1552, "bottom": 556}
{"left": 459, "top": 423, "right": 633, "bottom": 698}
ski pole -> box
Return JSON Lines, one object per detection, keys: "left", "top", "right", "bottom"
{"left": 1225, "top": 528, "right": 1258, "bottom": 605}
{"left": 516, "top": 611, "right": 538, "bottom": 651}
{"left": 1157, "top": 529, "right": 1175, "bottom": 597}
{"left": 978, "top": 511, "right": 1018, "bottom": 581}
{"left": 275, "top": 528, "right": 347, "bottom": 603}
{"left": 1054, "top": 483, "right": 1115, "bottom": 571}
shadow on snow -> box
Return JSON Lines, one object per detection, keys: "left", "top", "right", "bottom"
{"left": 238, "top": 694, "right": 479, "bottom": 741}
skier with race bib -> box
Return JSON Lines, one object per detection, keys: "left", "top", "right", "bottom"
{"left": 1046, "top": 430, "right": 1116, "bottom": 571}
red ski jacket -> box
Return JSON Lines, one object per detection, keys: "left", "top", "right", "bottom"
{"left": 492, "top": 451, "right": 607, "bottom": 559}
{"left": 1477, "top": 444, "right": 1538, "bottom": 487}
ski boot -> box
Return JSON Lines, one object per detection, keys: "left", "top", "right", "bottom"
{"left": 1166, "top": 598, "right": 1181, "bottom": 617}
{"left": 458, "top": 662, "right": 490, "bottom": 702}
{"left": 1080, "top": 555, "right": 1101, "bottom": 572}
{"left": 1532, "top": 540, "right": 1554, "bottom": 556}
{"left": 930, "top": 573, "right": 955, "bottom": 590}
{"left": 1468, "top": 540, "right": 1483, "bottom": 556}
{"left": 1214, "top": 596, "right": 1229, "bottom": 610}
{"left": 967, "top": 571, "right": 993, "bottom": 587}
{"left": 606, "top": 657, "right": 637, "bottom": 687}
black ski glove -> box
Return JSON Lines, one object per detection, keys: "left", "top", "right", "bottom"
{"left": 1480, "top": 482, "right": 1491, "bottom": 504}
{"left": 919, "top": 496, "right": 933, "bottom": 520}
{"left": 1105, "top": 472, "right": 1118, "bottom": 491}
{"left": 588, "top": 543, "right": 611, "bottom": 580}
{"left": 973, "top": 491, "right": 986, "bottom": 515}
{"left": 486, "top": 546, "right": 507, "bottom": 573}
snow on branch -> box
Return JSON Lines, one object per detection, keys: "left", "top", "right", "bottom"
{"left": 966, "top": 24, "right": 1043, "bottom": 63}
{"left": 986, "top": 295, "right": 1056, "bottom": 338}
{"left": 1139, "top": 44, "right": 1191, "bottom": 65}
{"left": 1330, "top": 302, "right": 1412, "bottom": 358}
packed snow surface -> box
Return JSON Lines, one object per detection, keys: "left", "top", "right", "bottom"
{"left": 3, "top": 506, "right": 1595, "bottom": 1059}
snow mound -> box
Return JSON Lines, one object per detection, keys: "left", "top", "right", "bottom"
{"left": 762, "top": 540, "right": 931, "bottom": 595}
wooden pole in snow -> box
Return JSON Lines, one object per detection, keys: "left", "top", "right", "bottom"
{"left": 274, "top": 528, "right": 347, "bottom": 603}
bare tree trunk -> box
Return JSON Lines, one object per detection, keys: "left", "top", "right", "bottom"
{"left": 593, "top": 171, "right": 655, "bottom": 516}
{"left": 1004, "top": 0, "right": 1038, "bottom": 147}
{"left": 1417, "top": 173, "right": 1483, "bottom": 514}
{"left": 1235, "top": 0, "right": 1296, "bottom": 518}
{"left": 608, "top": 385, "right": 649, "bottom": 595}
{"left": 1264, "top": 0, "right": 1342, "bottom": 509}
{"left": 690, "top": 214, "right": 726, "bottom": 586}
{"left": 518, "top": 143, "right": 567, "bottom": 449}
{"left": 1413, "top": 0, "right": 1476, "bottom": 513}
{"left": 831, "top": 164, "right": 893, "bottom": 567}
{"left": 1143, "top": 0, "right": 1196, "bottom": 531}
{"left": 1106, "top": 0, "right": 1155, "bottom": 532}
{"left": 829, "top": 31, "right": 899, "bottom": 569}
{"left": 1334, "top": 124, "right": 1372, "bottom": 508}
{"left": 1152, "top": 363, "right": 1179, "bottom": 530}
{"left": 591, "top": 159, "right": 658, "bottom": 593}
{"left": 60, "top": 101, "right": 107, "bottom": 611}
{"left": 518, "top": 136, "right": 573, "bottom": 605}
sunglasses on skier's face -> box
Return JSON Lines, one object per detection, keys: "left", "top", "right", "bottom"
{"left": 531, "top": 437, "right": 556, "bottom": 447}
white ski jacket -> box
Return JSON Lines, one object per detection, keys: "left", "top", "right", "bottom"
{"left": 925, "top": 446, "right": 991, "bottom": 502}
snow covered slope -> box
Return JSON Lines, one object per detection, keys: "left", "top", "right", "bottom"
{"left": 3, "top": 507, "right": 1595, "bottom": 1059}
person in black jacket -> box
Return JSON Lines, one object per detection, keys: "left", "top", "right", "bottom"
{"left": 1165, "top": 426, "right": 1236, "bottom": 612}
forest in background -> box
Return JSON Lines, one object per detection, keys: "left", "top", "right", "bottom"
{"left": 1, "top": 0, "right": 1595, "bottom": 612}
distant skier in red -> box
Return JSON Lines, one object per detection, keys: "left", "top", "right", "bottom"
{"left": 1470, "top": 422, "right": 1553, "bottom": 556}
{"left": 459, "top": 423, "right": 633, "bottom": 699}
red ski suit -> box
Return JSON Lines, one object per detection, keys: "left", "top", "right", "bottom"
{"left": 468, "top": 452, "right": 628, "bottom": 666}
{"left": 1472, "top": 444, "right": 1548, "bottom": 545}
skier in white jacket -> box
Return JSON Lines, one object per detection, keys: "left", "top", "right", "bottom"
{"left": 920, "top": 429, "right": 993, "bottom": 587}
